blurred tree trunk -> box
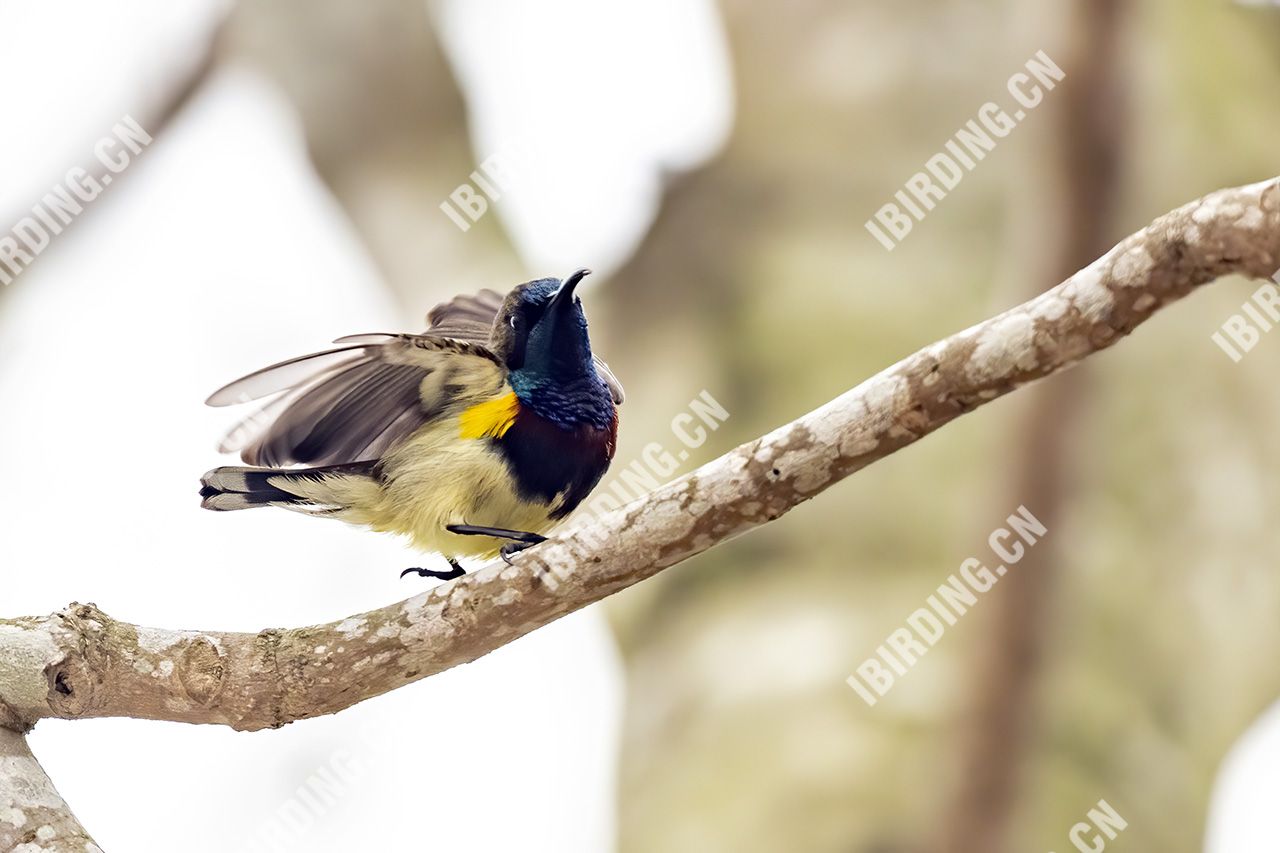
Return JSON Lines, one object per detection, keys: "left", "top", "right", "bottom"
{"left": 936, "top": 2, "right": 1129, "bottom": 851}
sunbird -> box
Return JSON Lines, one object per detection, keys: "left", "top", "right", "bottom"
{"left": 199, "top": 269, "right": 623, "bottom": 580}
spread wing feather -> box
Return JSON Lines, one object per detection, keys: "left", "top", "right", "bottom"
{"left": 425, "top": 289, "right": 506, "bottom": 342}
{"left": 206, "top": 346, "right": 367, "bottom": 406}
{"left": 208, "top": 285, "right": 623, "bottom": 468}
{"left": 209, "top": 332, "right": 503, "bottom": 468}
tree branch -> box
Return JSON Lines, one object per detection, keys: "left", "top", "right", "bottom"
{"left": 942, "top": 4, "right": 1130, "bottom": 848}
{"left": 1, "top": 178, "right": 1278, "bottom": 735}
{"left": 0, "top": 728, "right": 100, "bottom": 851}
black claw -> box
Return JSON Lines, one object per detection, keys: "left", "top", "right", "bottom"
{"left": 400, "top": 558, "right": 465, "bottom": 581}
{"left": 499, "top": 539, "right": 548, "bottom": 565}
{"left": 500, "top": 541, "right": 536, "bottom": 566}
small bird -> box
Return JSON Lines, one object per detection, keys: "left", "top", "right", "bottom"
{"left": 199, "top": 269, "right": 622, "bottom": 580}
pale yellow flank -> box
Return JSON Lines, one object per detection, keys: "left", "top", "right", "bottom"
{"left": 272, "top": 386, "right": 563, "bottom": 558}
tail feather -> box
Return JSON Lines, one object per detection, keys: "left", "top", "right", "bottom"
{"left": 199, "top": 462, "right": 375, "bottom": 512}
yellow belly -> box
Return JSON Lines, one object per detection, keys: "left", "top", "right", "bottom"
{"left": 276, "top": 414, "right": 558, "bottom": 559}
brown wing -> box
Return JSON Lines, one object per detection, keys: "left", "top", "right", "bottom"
{"left": 423, "top": 288, "right": 625, "bottom": 404}
{"left": 207, "top": 333, "right": 503, "bottom": 468}
{"left": 425, "top": 288, "right": 506, "bottom": 343}
{"left": 209, "top": 286, "right": 625, "bottom": 467}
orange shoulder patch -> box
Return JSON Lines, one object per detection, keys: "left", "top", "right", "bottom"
{"left": 459, "top": 391, "right": 520, "bottom": 440}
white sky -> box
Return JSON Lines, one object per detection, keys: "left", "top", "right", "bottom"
{"left": 1205, "top": 699, "right": 1280, "bottom": 852}
{"left": 431, "top": 0, "right": 734, "bottom": 278}
{"left": 0, "top": 0, "right": 228, "bottom": 226}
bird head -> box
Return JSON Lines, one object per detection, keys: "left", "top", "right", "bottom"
{"left": 495, "top": 268, "right": 601, "bottom": 393}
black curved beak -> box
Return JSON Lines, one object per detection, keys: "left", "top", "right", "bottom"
{"left": 550, "top": 268, "right": 591, "bottom": 315}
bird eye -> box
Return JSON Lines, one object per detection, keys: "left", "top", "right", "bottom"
{"left": 509, "top": 314, "right": 520, "bottom": 330}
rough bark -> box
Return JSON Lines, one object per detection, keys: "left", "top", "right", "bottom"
{"left": 0, "top": 729, "right": 99, "bottom": 852}
{"left": 0, "top": 179, "right": 1275, "bottom": 742}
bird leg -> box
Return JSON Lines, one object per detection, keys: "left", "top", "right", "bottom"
{"left": 446, "top": 524, "right": 547, "bottom": 544}
{"left": 400, "top": 557, "right": 466, "bottom": 581}
{"left": 446, "top": 524, "right": 548, "bottom": 565}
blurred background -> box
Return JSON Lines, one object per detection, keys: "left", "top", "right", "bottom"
{"left": 1, "top": 0, "right": 1278, "bottom": 850}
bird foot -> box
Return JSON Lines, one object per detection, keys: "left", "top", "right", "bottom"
{"left": 500, "top": 541, "right": 538, "bottom": 565}
{"left": 400, "top": 557, "right": 465, "bottom": 581}
{"left": 445, "top": 524, "right": 548, "bottom": 565}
